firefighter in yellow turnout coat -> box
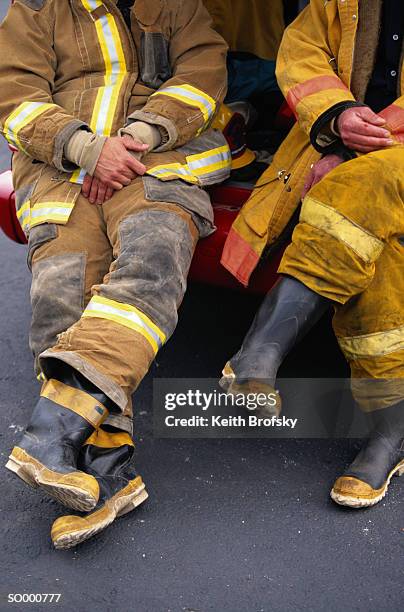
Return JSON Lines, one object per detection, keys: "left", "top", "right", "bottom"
{"left": 221, "top": 0, "right": 404, "bottom": 508}
{"left": 0, "top": 0, "right": 230, "bottom": 548}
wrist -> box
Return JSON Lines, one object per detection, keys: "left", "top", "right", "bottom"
{"left": 119, "top": 121, "right": 162, "bottom": 154}
{"left": 65, "top": 130, "right": 106, "bottom": 176}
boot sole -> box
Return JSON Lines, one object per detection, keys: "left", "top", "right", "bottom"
{"left": 6, "top": 448, "right": 99, "bottom": 512}
{"left": 330, "top": 460, "right": 404, "bottom": 508}
{"left": 52, "top": 480, "right": 148, "bottom": 550}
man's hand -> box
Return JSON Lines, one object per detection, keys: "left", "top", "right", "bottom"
{"left": 82, "top": 175, "right": 115, "bottom": 205}
{"left": 93, "top": 135, "right": 149, "bottom": 190}
{"left": 302, "top": 154, "right": 344, "bottom": 200}
{"left": 337, "top": 107, "right": 393, "bottom": 153}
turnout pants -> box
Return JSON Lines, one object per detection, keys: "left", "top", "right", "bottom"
{"left": 279, "top": 147, "right": 404, "bottom": 412}
{"left": 29, "top": 177, "right": 203, "bottom": 433}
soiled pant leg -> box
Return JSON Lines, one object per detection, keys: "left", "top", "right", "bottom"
{"left": 29, "top": 194, "right": 112, "bottom": 376}
{"left": 333, "top": 239, "right": 404, "bottom": 412}
{"left": 278, "top": 146, "right": 404, "bottom": 411}
{"left": 40, "top": 177, "right": 200, "bottom": 421}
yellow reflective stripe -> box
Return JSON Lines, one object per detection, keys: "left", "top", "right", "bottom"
{"left": 82, "top": 295, "right": 166, "bottom": 355}
{"left": 151, "top": 84, "right": 216, "bottom": 125}
{"left": 4, "top": 102, "right": 54, "bottom": 152}
{"left": 28, "top": 201, "right": 75, "bottom": 228}
{"left": 147, "top": 145, "right": 231, "bottom": 184}
{"left": 300, "top": 197, "right": 384, "bottom": 264}
{"left": 72, "top": 2, "right": 128, "bottom": 184}
{"left": 186, "top": 145, "right": 231, "bottom": 177}
{"left": 147, "top": 163, "right": 198, "bottom": 184}
{"left": 16, "top": 200, "right": 31, "bottom": 222}
{"left": 338, "top": 325, "right": 404, "bottom": 359}
{"left": 91, "top": 295, "right": 165, "bottom": 341}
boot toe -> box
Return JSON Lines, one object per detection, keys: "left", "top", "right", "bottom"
{"left": 6, "top": 446, "right": 99, "bottom": 511}
{"left": 330, "top": 476, "right": 384, "bottom": 508}
{"left": 51, "top": 476, "right": 148, "bottom": 549}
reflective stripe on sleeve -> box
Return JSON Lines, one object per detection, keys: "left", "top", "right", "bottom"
{"left": 147, "top": 144, "right": 231, "bottom": 184}
{"left": 3, "top": 102, "right": 55, "bottom": 152}
{"left": 151, "top": 84, "right": 216, "bottom": 125}
{"left": 71, "top": 1, "right": 128, "bottom": 185}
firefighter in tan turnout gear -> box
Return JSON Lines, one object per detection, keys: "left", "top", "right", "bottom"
{"left": 221, "top": 0, "right": 404, "bottom": 508}
{"left": 0, "top": 0, "right": 230, "bottom": 548}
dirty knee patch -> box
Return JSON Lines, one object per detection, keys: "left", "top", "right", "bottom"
{"left": 30, "top": 253, "right": 86, "bottom": 360}
{"left": 143, "top": 176, "right": 214, "bottom": 238}
{"left": 99, "top": 210, "right": 195, "bottom": 338}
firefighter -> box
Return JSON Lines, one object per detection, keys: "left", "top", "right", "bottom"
{"left": 221, "top": 0, "right": 404, "bottom": 508}
{"left": 0, "top": 0, "right": 230, "bottom": 547}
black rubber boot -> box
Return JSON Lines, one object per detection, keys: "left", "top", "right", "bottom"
{"left": 331, "top": 401, "right": 404, "bottom": 508}
{"left": 51, "top": 428, "right": 148, "bottom": 549}
{"left": 6, "top": 365, "right": 117, "bottom": 511}
{"left": 220, "top": 276, "right": 330, "bottom": 415}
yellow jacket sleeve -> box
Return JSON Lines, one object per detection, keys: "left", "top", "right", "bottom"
{"left": 127, "top": 0, "right": 228, "bottom": 151}
{"left": 276, "top": 1, "right": 360, "bottom": 152}
{"left": 0, "top": 1, "right": 89, "bottom": 170}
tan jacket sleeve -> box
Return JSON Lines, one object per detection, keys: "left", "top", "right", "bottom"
{"left": 127, "top": 0, "right": 228, "bottom": 151}
{"left": 0, "top": 1, "right": 89, "bottom": 171}
{"left": 276, "top": 1, "right": 359, "bottom": 152}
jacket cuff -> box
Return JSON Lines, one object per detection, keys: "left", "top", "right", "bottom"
{"left": 119, "top": 121, "right": 162, "bottom": 153}
{"left": 310, "top": 101, "right": 366, "bottom": 154}
{"left": 125, "top": 110, "right": 178, "bottom": 152}
{"left": 53, "top": 120, "right": 90, "bottom": 172}
{"left": 64, "top": 129, "right": 106, "bottom": 176}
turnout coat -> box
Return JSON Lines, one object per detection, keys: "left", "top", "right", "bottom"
{"left": 0, "top": 0, "right": 230, "bottom": 236}
{"left": 221, "top": 0, "right": 404, "bottom": 286}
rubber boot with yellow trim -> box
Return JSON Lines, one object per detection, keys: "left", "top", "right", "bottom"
{"left": 220, "top": 276, "right": 329, "bottom": 416}
{"left": 331, "top": 401, "right": 404, "bottom": 508}
{"left": 51, "top": 428, "right": 148, "bottom": 550}
{"left": 5, "top": 366, "right": 118, "bottom": 512}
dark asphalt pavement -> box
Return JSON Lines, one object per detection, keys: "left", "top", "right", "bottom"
{"left": 0, "top": 2, "right": 402, "bottom": 611}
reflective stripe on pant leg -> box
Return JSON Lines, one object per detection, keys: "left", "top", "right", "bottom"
{"left": 91, "top": 208, "right": 198, "bottom": 347}
{"left": 41, "top": 206, "right": 198, "bottom": 410}
{"left": 279, "top": 148, "right": 403, "bottom": 303}
{"left": 332, "top": 238, "right": 404, "bottom": 412}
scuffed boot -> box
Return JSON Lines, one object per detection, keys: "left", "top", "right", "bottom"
{"left": 331, "top": 401, "right": 404, "bottom": 508}
{"left": 220, "top": 276, "right": 329, "bottom": 415}
{"left": 6, "top": 365, "right": 117, "bottom": 511}
{"left": 51, "top": 428, "right": 148, "bottom": 549}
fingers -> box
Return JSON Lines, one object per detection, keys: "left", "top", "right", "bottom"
{"left": 81, "top": 174, "right": 92, "bottom": 198}
{"left": 121, "top": 135, "right": 150, "bottom": 152}
{"left": 351, "top": 122, "right": 391, "bottom": 139}
{"left": 105, "top": 187, "right": 114, "bottom": 201}
{"left": 124, "top": 154, "right": 147, "bottom": 176}
{"left": 343, "top": 134, "right": 394, "bottom": 151}
{"left": 89, "top": 177, "right": 100, "bottom": 204}
{"left": 95, "top": 181, "right": 107, "bottom": 205}
{"left": 358, "top": 106, "right": 387, "bottom": 126}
